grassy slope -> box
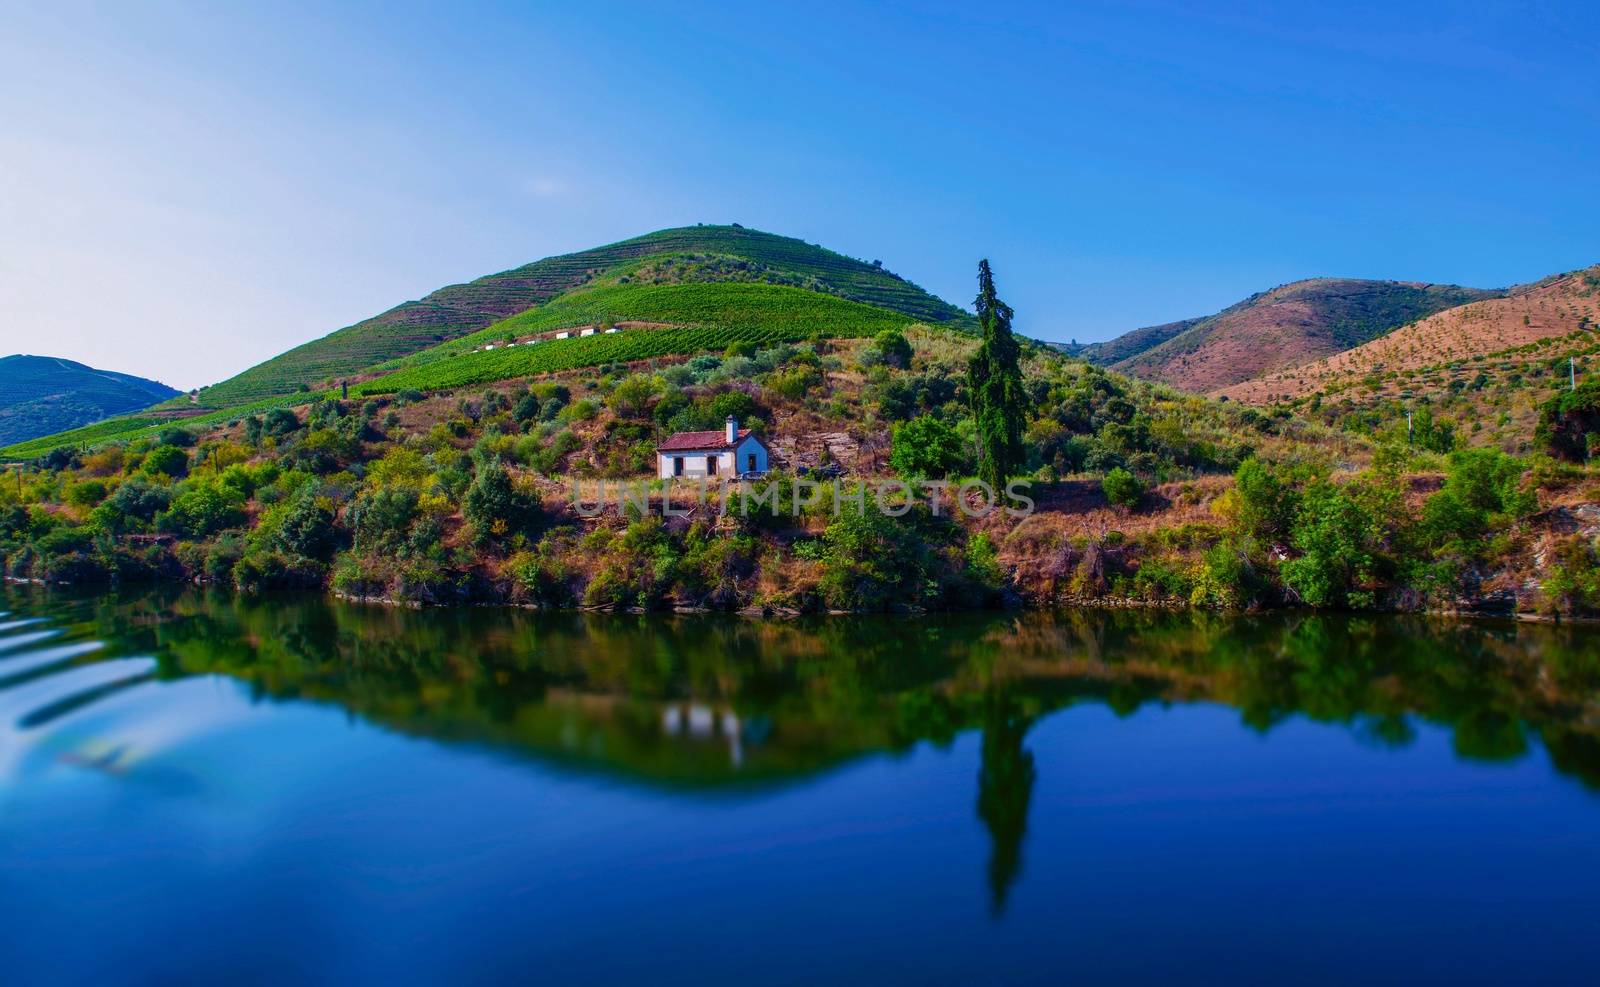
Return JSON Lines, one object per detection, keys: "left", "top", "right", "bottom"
{"left": 187, "top": 225, "right": 971, "bottom": 409}
{"left": 1088, "top": 279, "right": 1501, "bottom": 392}
{"left": 0, "top": 355, "right": 181, "bottom": 446}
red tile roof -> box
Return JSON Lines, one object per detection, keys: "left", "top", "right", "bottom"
{"left": 658, "top": 428, "right": 756, "bottom": 452}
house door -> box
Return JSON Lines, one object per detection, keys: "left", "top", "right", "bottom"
{"left": 673, "top": 456, "right": 684, "bottom": 477}
{"left": 707, "top": 455, "right": 718, "bottom": 475}
{"left": 746, "top": 453, "right": 757, "bottom": 473}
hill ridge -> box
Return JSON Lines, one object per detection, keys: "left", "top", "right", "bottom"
{"left": 0, "top": 354, "right": 180, "bottom": 446}
{"left": 1082, "top": 276, "right": 1502, "bottom": 392}
{"left": 189, "top": 225, "right": 973, "bottom": 409}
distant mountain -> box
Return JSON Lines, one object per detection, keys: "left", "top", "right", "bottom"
{"left": 193, "top": 225, "right": 974, "bottom": 409}
{"left": 0, "top": 355, "right": 180, "bottom": 446}
{"left": 1082, "top": 278, "right": 1502, "bottom": 392}
{"left": 1218, "top": 264, "right": 1600, "bottom": 404}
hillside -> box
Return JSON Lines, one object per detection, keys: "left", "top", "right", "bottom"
{"left": 0, "top": 355, "right": 179, "bottom": 446}
{"left": 188, "top": 225, "right": 973, "bottom": 409}
{"left": 1220, "top": 265, "right": 1600, "bottom": 405}
{"left": 1085, "top": 278, "right": 1500, "bottom": 392}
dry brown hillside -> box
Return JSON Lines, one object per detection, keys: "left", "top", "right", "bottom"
{"left": 1092, "top": 278, "right": 1498, "bottom": 393}
{"left": 1217, "top": 265, "right": 1600, "bottom": 404}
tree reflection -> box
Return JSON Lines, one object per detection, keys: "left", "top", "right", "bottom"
{"left": 10, "top": 583, "right": 1600, "bottom": 916}
{"left": 976, "top": 688, "right": 1035, "bottom": 915}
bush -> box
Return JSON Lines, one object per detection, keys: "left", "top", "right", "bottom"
{"left": 273, "top": 485, "right": 342, "bottom": 561}
{"left": 463, "top": 461, "right": 541, "bottom": 545}
{"left": 1231, "top": 457, "right": 1298, "bottom": 543}
{"left": 607, "top": 376, "right": 660, "bottom": 419}
{"left": 1540, "top": 536, "right": 1600, "bottom": 616}
{"left": 66, "top": 480, "right": 108, "bottom": 508}
{"left": 91, "top": 478, "right": 171, "bottom": 533}
{"left": 890, "top": 415, "right": 965, "bottom": 480}
{"left": 157, "top": 426, "right": 195, "bottom": 448}
{"left": 1102, "top": 467, "right": 1143, "bottom": 509}
{"left": 157, "top": 484, "right": 246, "bottom": 539}
{"left": 1537, "top": 378, "right": 1600, "bottom": 461}
{"left": 817, "top": 502, "right": 937, "bottom": 611}
{"left": 263, "top": 408, "right": 301, "bottom": 438}
{"left": 1281, "top": 481, "right": 1380, "bottom": 608}
{"left": 873, "top": 329, "right": 913, "bottom": 369}
{"left": 141, "top": 444, "right": 189, "bottom": 479}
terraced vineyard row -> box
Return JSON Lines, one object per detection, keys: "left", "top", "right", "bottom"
{"left": 356, "top": 321, "right": 878, "bottom": 396}
{"left": 389, "top": 281, "right": 916, "bottom": 372}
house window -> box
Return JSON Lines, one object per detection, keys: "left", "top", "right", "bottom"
{"left": 707, "top": 455, "right": 718, "bottom": 475}
{"left": 673, "top": 456, "right": 684, "bottom": 477}
{"left": 746, "top": 453, "right": 757, "bottom": 473}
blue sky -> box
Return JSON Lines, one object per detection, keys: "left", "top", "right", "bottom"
{"left": 1, "top": 0, "right": 1596, "bottom": 389}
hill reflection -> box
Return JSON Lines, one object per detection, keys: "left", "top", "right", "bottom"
{"left": 7, "top": 586, "right": 1600, "bottom": 909}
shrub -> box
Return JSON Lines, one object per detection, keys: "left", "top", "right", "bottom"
{"left": 1281, "top": 481, "right": 1380, "bottom": 608}
{"left": 157, "top": 426, "right": 195, "bottom": 448}
{"left": 1537, "top": 378, "right": 1600, "bottom": 461}
{"left": 1102, "top": 467, "right": 1143, "bottom": 509}
{"left": 890, "top": 415, "right": 965, "bottom": 480}
{"left": 873, "top": 329, "right": 913, "bottom": 369}
{"left": 1230, "top": 457, "right": 1299, "bottom": 543}
{"left": 262, "top": 408, "right": 301, "bottom": 438}
{"left": 141, "top": 444, "right": 190, "bottom": 479}
{"left": 607, "top": 375, "right": 660, "bottom": 419}
{"left": 349, "top": 487, "right": 421, "bottom": 555}
{"left": 66, "top": 480, "right": 108, "bottom": 508}
{"left": 1540, "top": 536, "right": 1600, "bottom": 616}
{"left": 273, "top": 485, "right": 341, "bottom": 562}
{"left": 817, "top": 502, "right": 935, "bottom": 611}
{"left": 91, "top": 478, "right": 171, "bottom": 533}
{"left": 463, "top": 461, "right": 541, "bottom": 545}
{"left": 157, "top": 483, "right": 246, "bottom": 539}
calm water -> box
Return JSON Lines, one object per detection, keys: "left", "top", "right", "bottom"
{"left": 3, "top": 587, "right": 1600, "bottom": 984}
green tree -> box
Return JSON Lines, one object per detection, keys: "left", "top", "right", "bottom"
{"left": 1101, "top": 466, "right": 1143, "bottom": 509}
{"left": 873, "top": 328, "right": 913, "bottom": 369}
{"left": 1281, "top": 481, "right": 1380, "bottom": 608}
{"left": 967, "top": 260, "right": 1027, "bottom": 490}
{"left": 464, "top": 461, "right": 540, "bottom": 545}
{"left": 140, "top": 444, "right": 190, "bottom": 479}
{"left": 890, "top": 415, "right": 965, "bottom": 479}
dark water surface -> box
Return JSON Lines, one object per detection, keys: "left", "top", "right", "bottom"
{"left": 3, "top": 586, "right": 1600, "bottom": 984}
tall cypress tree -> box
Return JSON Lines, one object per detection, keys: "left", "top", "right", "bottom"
{"left": 968, "top": 259, "right": 1026, "bottom": 490}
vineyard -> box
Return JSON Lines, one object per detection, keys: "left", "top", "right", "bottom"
{"left": 357, "top": 318, "right": 902, "bottom": 396}
{"left": 382, "top": 281, "right": 918, "bottom": 372}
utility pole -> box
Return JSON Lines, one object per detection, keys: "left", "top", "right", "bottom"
{"left": 1406, "top": 409, "right": 1413, "bottom": 446}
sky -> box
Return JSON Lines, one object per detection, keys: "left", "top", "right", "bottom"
{"left": 1, "top": 0, "right": 1596, "bottom": 390}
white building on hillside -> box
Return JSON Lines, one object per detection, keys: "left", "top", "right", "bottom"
{"left": 656, "top": 417, "right": 770, "bottom": 479}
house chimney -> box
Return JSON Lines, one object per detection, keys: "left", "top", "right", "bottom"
{"left": 725, "top": 416, "right": 738, "bottom": 444}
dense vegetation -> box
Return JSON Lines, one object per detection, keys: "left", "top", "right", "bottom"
{"left": 6, "top": 232, "right": 1597, "bottom": 620}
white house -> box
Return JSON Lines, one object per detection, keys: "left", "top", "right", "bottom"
{"left": 580, "top": 327, "right": 596, "bottom": 337}
{"left": 657, "top": 417, "right": 770, "bottom": 479}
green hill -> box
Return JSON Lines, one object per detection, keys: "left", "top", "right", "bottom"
{"left": 0, "top": 355, "right": 180, "bottom": 446}
{"left": 190, "top": 225, "right": 972, "bottom": 409}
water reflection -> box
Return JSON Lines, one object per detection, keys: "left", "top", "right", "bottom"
{"left": 5, "top": 584, "right": 1600, "bottom": 912}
